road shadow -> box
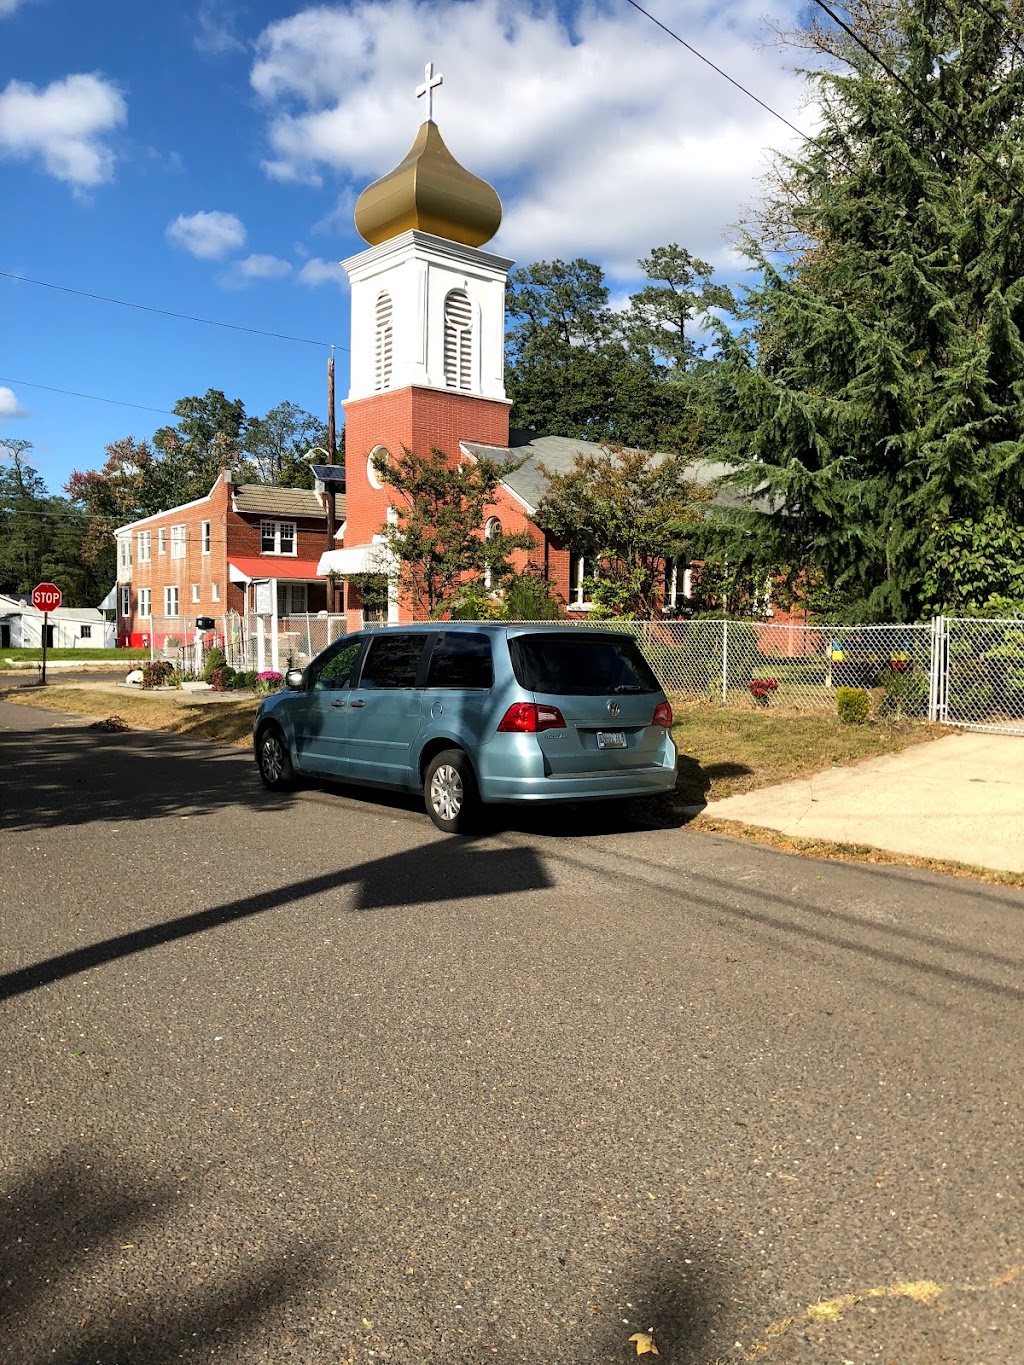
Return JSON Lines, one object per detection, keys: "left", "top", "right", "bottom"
{"left": 0, "top": 836, "right": 552, "bottom": 1001}
{"left": 0, "top": 1148, "right": 327, "bottom": 1364}
{"left": 0, "top": 727, "right": 286, "bottom": 832}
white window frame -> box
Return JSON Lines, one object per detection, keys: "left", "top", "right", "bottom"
{"left": 211, "top": 581, "right": 220, "bottom": 603}
{"left": 120, "top": 586, "right": 130, "bottom": 617}
{"left": 170, "top": 524, "right": 186, "bottom": 560}
{"left": 568, "top": 551, "right": 595, "bottom": 609}
{"left": 138, "top": 587, "right": 152, "bottom": 618}
{"left": 164, "top": 586, "right": 179, "bottom": 617}
{"left": 158, "top": 527, "right": 167, "bottom": 555}
{"left": 118, "top": 538, "right": 131, "bottom": 571}
{"left": 137, "top": 530, "right": 151, "bottom": 563}
{"left": 191, "top": 584, "right": 201, "bottom": 604}
{"left": 260, "top": 520, "right": 297, "bottom": 556}
{"left": 276, "top": 583, "right": 308, "bottom": 617}
{"left": 80, "top": 624, "right": 92, "bottom": 640}
{"left": 201, "top": 520, "right": 211, "bottom": 555}
{"left": 483, "top": 516, "right": 501, "bottom": 589}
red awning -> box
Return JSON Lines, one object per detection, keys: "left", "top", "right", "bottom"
{"left": 228, "top": 557, "right": 323, "bottom": 581}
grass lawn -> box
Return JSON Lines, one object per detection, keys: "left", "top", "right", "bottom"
{"left": 0, "top": 647, "right": 148, "bottom": 668}
{"left": 669, "top": 698, "right": 936, "bottom": 805}
{"left": 2, "top": 681, "right": 939, "bottom": 802}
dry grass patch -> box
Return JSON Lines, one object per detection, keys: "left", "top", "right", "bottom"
{"left": 2, "top": 684, "right": 258, "bottom": 747}
{"left": 669, "top": 698, "right": 939, "bottom": 806}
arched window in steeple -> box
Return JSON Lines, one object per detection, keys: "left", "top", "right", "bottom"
{"left": 374, "top": 291, "right": 393, "bottom": 391}
{"left": 444, "top": 288, "right": 473, "bottom": 391}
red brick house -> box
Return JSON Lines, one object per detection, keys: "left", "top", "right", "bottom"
{"left": 113, "top": 472, "right": 344, "bottom": 647}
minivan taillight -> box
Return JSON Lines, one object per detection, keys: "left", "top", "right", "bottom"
{"left": 652, "top": 701, "right": 673, "bottom": 728}
{"left": 497, "top": 702, "right": 567, "bottom": 733}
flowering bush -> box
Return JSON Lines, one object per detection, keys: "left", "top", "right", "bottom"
{"left": 748, "top": 677, "right": 779, "bottom": 705}
{"left": 141, "top": 660, "right": 177, "bottom": 689}
{"left": 256, "top": 670, "right": 284, "bottom": 693}
{"left": 209, "top": 665, "right": 235, "bottom": 692}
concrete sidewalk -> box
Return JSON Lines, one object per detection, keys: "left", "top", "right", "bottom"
{"left": 705, "top": 729, "right": 1024, "bottom": 875}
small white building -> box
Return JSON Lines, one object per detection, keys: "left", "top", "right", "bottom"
{"left": 0, "top": 594, "right": 116, "bottom": 649}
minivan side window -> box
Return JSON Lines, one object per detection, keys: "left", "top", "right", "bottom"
{"left": 310, "top": 638, "right": 363, "bottom": 692}
{"left": 425, "top": 632, "right": 494, "bottom": 690}
{"left": 358, "top": 634, "right": 426, "bottom": 690}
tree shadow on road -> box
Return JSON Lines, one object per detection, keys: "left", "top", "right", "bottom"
{"left": 0, "top": 1148, "right": 328, "bottom": 1365}
{"left": 0, "top": 728, "right": 285, "bottom": 832}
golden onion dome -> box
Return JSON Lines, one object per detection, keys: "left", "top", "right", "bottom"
{"left": 354, "top": 120, "right": 502, "bottom": 248}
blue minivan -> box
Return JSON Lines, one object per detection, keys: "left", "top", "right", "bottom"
{"left": 253, "top": 623, "right": 677, "bottom": 833}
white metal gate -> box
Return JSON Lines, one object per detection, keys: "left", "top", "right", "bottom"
{"left": 931, "top": 616, "right": 1024, "bottom": 735}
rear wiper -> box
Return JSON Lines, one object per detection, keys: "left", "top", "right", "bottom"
{"left": 612, "top": 684, "right": 645, "bottom": 693}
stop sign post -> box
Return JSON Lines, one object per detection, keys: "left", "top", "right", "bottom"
{"left": 31, "top": 582, "right": 62, "bottom": 684}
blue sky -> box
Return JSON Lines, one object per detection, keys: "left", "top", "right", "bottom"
{"left": 1, "top": 0, "right": 806, "bottom": 496}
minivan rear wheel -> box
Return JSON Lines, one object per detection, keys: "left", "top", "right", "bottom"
{"left": 424, "top": 748, "right": 478, "bottom": 834}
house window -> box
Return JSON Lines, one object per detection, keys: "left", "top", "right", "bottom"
{"left": 201, "top": 521, "right": 211, "bottom": 554}
{"left": 191, "top": 584, "right": 201, "bottom": 603}
{"left": 443, "top": 288, "right": 473, "bottom": 390}
{"left": 483, "top": 516, "right": 501, "bottom": 589}
{"left": 120, "top": 587, "right": 130, "bottom": 617}
{"left": 277, "top": 583, "right": 308, "bottom": 616}
{"left": 138, "top": 588, "right": 151, "bottom": 618}
{"left": 170, "top": 524, "right": 186, "bottom": 559}
{"left": 663, "top": 558, "right": 692, "bottom": 611}
{"left": 164, "top": 586, "right": 179, "bottom": 616}
{"left": 118, "top": 538, "right": 131, "bottom": 571}
{"left": 260, "top": 521, "right": 296, "bottom": 555}
{"left": 137, "top": 531, "right": 151, "bottom": 563}
{"left": 80, "top": 624, "right": 92, "bottom": 640}
{"left": 158, "top": 528, "right": 167, "bottom": 555}
{"left": 211, "top": 582, "right": 220, "bottom": 603}
{"left": 374, "top": 291, "right": 393, "bottom": 392}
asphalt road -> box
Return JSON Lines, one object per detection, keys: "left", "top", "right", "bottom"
{"left": 1, "top": 701, "right": 1022, "bottom": 1364}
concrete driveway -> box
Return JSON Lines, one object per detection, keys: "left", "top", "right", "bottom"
{"left": 706, "top": 729, "right": 1024, "bottom": 874}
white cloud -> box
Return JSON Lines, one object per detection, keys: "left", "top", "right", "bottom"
{"left": 0, "top": 0, "right": 34, "bottom": 17}
{"left": 249, "top": 0, "right": 809, "bottom": 274}
{"left": 297, "top": 257, "right": 346, "bottom": 287}
{"left": 194, "top": 1, "right": 246, "bottom": 56}
{"left": 167, "top": 209, "right": 247, "bottom": 259}
{"left": 219, "top": 253, "right": 293, "bottom": 288}
{"left": 0, "top": 386, "right": 28, "bottom": 421}
{"left": 0, "top": 72, "right": 126, "bottom": 188}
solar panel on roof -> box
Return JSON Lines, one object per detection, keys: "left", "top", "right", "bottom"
{"left": 311, "top": 464, "right": 346, "bottom": 486}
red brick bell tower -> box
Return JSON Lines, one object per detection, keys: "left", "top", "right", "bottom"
{"left": 320, "top": 63, "right": 514, "bottom": 627}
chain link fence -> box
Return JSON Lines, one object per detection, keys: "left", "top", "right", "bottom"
{"left": 141, "top": 610, "right": 1024, "bottom": 734}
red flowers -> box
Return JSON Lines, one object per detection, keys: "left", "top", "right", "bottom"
{"left": 749, "top": 677, "right": 779, "bottom": 704}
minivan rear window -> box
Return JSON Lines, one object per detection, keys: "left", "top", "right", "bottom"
{"left": 508, "top": 633, "right": 660, "bottom": 696}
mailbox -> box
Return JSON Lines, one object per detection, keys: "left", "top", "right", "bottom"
{"left": 195, "top": 616, "right": 215, "bottom": 630}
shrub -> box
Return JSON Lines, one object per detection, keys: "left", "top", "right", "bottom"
{"left": 244, "top": 670, "right": 259, "bottom": 690}
{"left": 203, "top": 646, "right": 226, "bottom": 681}
{"left": 501, "top": 567, "right": 564, "bottom": 620}
{"left": 879, "top": 665, "right": 929, "bottom": 718}
{"left": 164, "top": 635, "right": 182, "bottom": 651}
{"left": 256, "top": 670, "right": 284, "bottom": 692}
{"left": 228, "top": 672, "right": 248, "bottom": 690}
{"left": 141, "top": 660, "right": 176, "bottom": 689}
{"left": 209, "top": 665, "right": 235, "bottom": 692}
{"left": 836, "top": 686, "right": 872, "bottom": 724}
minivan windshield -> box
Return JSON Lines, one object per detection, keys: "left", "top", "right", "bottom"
{"left": 509, "top": 633, "right": 660, "bottom": 696}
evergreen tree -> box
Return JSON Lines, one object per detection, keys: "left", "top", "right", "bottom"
{"left": 708, "top": 0, "right": 1024, "bottom": 619}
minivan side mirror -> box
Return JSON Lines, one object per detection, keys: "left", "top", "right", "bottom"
{"left": 285, "top": 667, "right": 305, "bottom": 690}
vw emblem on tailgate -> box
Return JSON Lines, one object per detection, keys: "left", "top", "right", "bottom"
{"left": 607, "top": 700, "right": 621, "bottom": 717}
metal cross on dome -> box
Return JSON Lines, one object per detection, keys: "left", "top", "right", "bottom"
{"left": 416, "top": 61, "right": 443, "bottom": 121}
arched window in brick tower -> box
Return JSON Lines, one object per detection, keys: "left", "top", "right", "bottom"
{"left": 374, "top": 291, "right": 393, "bottom": 391}
{"left": 443, "top": 288, "right": 473, "bottom": 391}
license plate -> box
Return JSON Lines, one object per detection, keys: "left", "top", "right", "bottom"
{"left": 597, "top": 730, "right": 626, "bottom": 749}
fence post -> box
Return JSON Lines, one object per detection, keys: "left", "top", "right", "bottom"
{"left": 721, "top": 619, "right": 728, "bottom": 703}
{"left": 305, "top": 614, "right": 313, "bottom": 659}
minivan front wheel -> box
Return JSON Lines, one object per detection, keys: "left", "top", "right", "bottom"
{"left": 257, "top": 724, "right": 295, "bottom": 792}
{"left": 424, "top": 748, "right": 478, "bottom": 834}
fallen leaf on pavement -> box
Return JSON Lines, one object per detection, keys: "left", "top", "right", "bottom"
{"left": 628, "top": 1330, "right": 659, "bottom": 1355}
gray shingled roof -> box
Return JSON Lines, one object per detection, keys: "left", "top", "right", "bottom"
{"left": 233, "top": 485, "right": 347, "bottom": 520}
{"left": 460, "top": 434, "right": 758, "bottom": 514}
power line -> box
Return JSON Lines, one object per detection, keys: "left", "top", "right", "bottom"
{"left": 0, "top": 270, "right": 346, "bottom": 351}
{"left": 0, "top": 376, "right": 179, "bottom": 419}
{"left": 809, "top": 0, "right": 1024, "bottom": 207}
{"left": 622, "top": 0, "right": 813, "bottom": 142}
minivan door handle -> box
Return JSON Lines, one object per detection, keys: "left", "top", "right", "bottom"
{"left": 330, "top": 700, "right": 346, "bottom": 708}
{"left": 349, "top": 699, "right": 366, "bottom": 708}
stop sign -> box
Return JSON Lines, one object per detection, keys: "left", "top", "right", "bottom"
{"left": 31, "top": 582, "right": 62, "bottom": 612}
